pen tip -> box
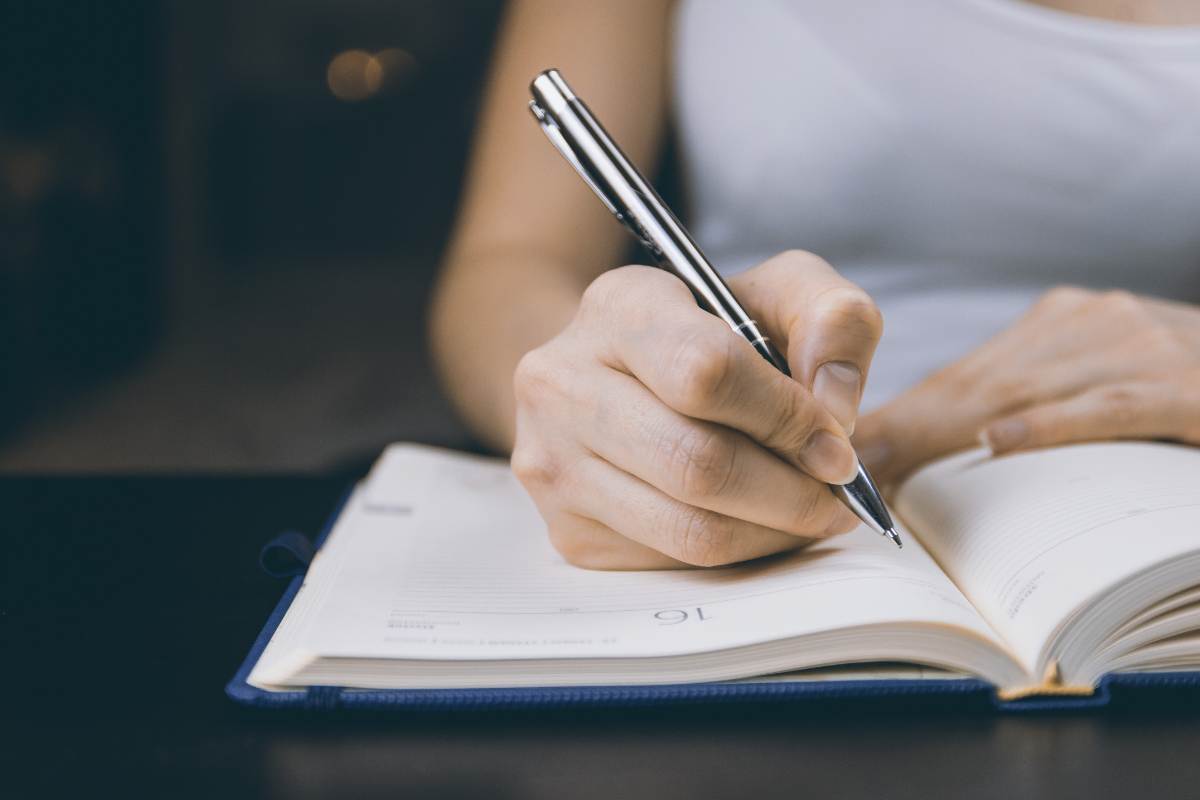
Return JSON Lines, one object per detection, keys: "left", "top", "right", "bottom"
{"left": 885, "top": 527, "right": 903, "bottom": 549}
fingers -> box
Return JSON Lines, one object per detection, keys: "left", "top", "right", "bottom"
{"left": 851, "top": 384, "right": 979, "bottom": 489}
{"left": 578, "top": 369, "right": 860, "bottom": 537}
{"left": 981, "top": 378, "right": 1200, "bottom": 456}
{"left": 584, "top": 267, "right": 859, "bottom": 485}
{"left": 544, "top": 513, "right": 687, "bottom": 570}
{"left": 564, "top": 456, "right": 816, "bottom": 567}
{"left": 729, "top": 250, "right": 883, "bottom": 434}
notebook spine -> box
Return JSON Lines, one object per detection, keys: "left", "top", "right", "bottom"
{"left": 994, "top": 661, "right": 1097, "bottom": 704}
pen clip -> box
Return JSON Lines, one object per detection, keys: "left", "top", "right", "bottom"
{"left": 529, "top": 100, "right": 621, "bottom": 217}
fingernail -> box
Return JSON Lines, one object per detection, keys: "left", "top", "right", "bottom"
{"left": 855, "top": 440, "right": 892, "bottom": 473}
{"left": 813, "top": 361, "right": 862, "bottom": 434}
{"left": 801, "top": 430, "right": 859, "bottom": 485}
{"left": 981, "top": 419, "right": 1029, "bottom": 453}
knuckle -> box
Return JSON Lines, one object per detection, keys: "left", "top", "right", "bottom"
{"left": 1038, "top": 285, "right": 1092, "bottom": 311}
{"left": 510, "top": 444, "right": 558, "bottom": 490}
{"left": 665, "top": 329, "right": 735, "bottom": 412}
{"left": 513, "top": 347, "right": 558, "bottom": 406}
{"left": 1094, "top": 289, "right": 1145, "bottom": 320}
{"left": 777, "top": 245, "right": 825, "bottom": 267}
{"left": 664, "top": 426, "right": 737, "bottom": 500}
{"left": 752, "top": 249, "right": 825, "bottom": 280}
{"left": 580, "top": 269, "right": 629, "bottom": 310}
{"left": 815, "top": 286, "right": 884, "bottom": 341}
{"left": 669, "top": 506, "right": 735, "bottom": 567}
{"left": 778, "top": 248, "right": 824, "bottom": 268}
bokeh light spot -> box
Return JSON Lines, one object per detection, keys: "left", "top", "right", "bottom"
{"left": 326, "top": 49, "right": 383, "bottom": 102}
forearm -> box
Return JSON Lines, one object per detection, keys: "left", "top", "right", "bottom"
{"left": 426, "top": 0, "right": 672, "bottom": 450}
{"left": 430, "top": 248, "right": 588, "bottom": 452}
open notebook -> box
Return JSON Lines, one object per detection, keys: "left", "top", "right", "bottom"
{"left": 239, "top": 441, "right": 1200, "bottom": 704}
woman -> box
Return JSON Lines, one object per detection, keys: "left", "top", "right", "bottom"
{"left": 430, "top": 0, "right": 1200, "bottom": 569}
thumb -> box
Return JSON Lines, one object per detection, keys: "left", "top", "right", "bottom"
{"left": 730, "top": 250, "right": 883, "bottom": 434}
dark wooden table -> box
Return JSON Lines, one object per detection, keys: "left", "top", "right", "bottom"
{"left": 6, "top": 475, "right": 1200, "bottom": 799}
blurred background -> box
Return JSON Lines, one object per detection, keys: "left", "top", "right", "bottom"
{"left": 1, "top": 0, "right": 511, "bottom": 472}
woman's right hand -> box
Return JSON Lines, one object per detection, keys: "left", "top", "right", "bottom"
{"left": 511, "top": 250, "right": 884, "bottom": 569}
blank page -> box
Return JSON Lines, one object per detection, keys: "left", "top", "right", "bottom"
{"left": 896, "top": 442, "right": 1200, "bottom": 673}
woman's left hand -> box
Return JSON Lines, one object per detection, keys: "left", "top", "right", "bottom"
{"left": 853, "top": 286, "right": 1200, "bottom": 487}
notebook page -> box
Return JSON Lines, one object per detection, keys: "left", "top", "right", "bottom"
{"left": 895, "top": 443, "right": 1200, "bottom": 672}
{"left": 249, "top": 487, "right": 372, "bottom": 684}
{"left": 292, "top": 445, "right": 1000, "bottom": 664}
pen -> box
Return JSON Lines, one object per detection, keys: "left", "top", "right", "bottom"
{"left": 528, "top": 68, "right": 901, "bottom": 549}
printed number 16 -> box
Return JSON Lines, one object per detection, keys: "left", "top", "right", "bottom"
{"left": 654, "top": 607, "right": 711, "bottom": 625}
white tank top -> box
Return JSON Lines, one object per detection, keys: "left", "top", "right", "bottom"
{"left": 673, "top": 0, "right": 1200, "bottom": 409}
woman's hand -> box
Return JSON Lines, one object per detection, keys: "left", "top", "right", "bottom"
{"left": 853, "top": 287, "right": 1200, "bottom": 487}
{"left": 512, "top": 250, "right": 884, "bottom": 569}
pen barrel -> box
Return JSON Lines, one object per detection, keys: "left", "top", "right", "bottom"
{"left": 734, "top": 320, "right": 791, "bottom": 377}
{"left": 532, "top": 71, "right": 752, "bottom": 333}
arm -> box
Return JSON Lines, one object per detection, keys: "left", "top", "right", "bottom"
{"left": 430, "top": 0, "right": 675, "bottom": 451}
{"left": 431, "top": 0, "right": 885, "bottom": 569}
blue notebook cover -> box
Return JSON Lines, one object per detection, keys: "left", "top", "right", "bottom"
{"left": 226, "top": 485, "right": 1200, "bottom": 713}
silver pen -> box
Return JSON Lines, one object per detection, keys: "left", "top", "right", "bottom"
{"left": 529, "top": 68, "right": 901, "bottom": 548}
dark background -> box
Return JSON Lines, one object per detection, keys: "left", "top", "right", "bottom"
{"left": 6, "top": 5, "right": 1200, "bottom": 798}
{"left": 1, "top": 0, "right": 518, "bottom": 471}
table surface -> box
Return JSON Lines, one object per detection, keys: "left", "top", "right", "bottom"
{"left": 6, "top": 474, "right": 1200, "bottom": 799}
